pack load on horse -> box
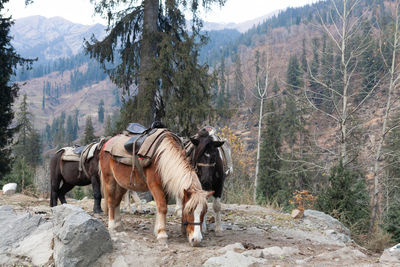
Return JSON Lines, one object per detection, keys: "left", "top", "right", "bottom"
{"left": 99, "top": 122, "right": 213, "bottom": 246}
{"left": 49, "top": 138, "right": 108, "bottom": 213}
{"left": 179, "top": 126, "right": 233, "bottom": 236}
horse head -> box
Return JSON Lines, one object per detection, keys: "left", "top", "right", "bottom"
{"left": 181, "top": 188, "right": 213, "bottom": 246}
{"left": 190, "top": 129, "right": 224, "bottom": 188}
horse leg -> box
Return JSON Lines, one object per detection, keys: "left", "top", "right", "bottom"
{"left": 107, "top": 182, "right": 126, "bottom": 231}
{"left": 213, "top": 197, "right": 223, "bottom": 236}
{"left": 50, "top": 175, "right": 62, "bottom": 207}
{"left": 131, "top": 191, "right": 143, "bottom": 213}
{"left": 148, "top": 183, "right": 168, "bottom": 243}
{"left": 58, "top": 182, "right": 74, "bottom": 204}
{"left": 121, "top": 190, "right": 131, "bottom": 213}
{"left": 174, "top": 196, "right": 182, "bottom": 216}
{"left": 91, "top": 175, "right": 103, "bottom": 213}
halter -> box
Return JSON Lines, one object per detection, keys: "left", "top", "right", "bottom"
{"left": 196, "top": 162, "right": 216, "bottom": 167}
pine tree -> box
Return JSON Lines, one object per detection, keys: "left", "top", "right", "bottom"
{"left": 0, "top": 1, "right": 33, "bottom": 179}
{"left": 98, "top": 99, "right": 105, "bottom": 123}
{"left": 104, "top": 115, "right": 114, "bottom": 136}
{"left": 301, "top": 38, "right": 308, "bottom": 72}
{"left": 66, "top": 115, "right": 75, "bottom": 145}
{"left": 86, "top": 0, "right": 225, "bottom": 128}
{"left": 233, "top": 54, "right": 244, "bottom": 102}
{"left": 316, "top": 162, "right": 370, "bottom": 232}
{"left": 16, "top": 94, "right": 33, "bottom": 147}
{"left": 257, "top": 100, "right": 282, "bottom": 203}
{"left": 83, "top": 116, "right": 96, "bottom": 144}
{"left": 286, "top": 54, "right": 303, "bottom": 92}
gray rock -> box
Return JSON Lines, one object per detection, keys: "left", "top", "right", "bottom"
{"left": 303, "top": 210, "right": 351, "bottom": 239}
{"left": 217, "top": 242, "right": 245, "bottom": 253}
{"left": 380, "top": 243, "right": 400, "bottom": 264}
{"left": 262, "top": 246, "right": 299, "bottom": 258}
{"left": 307, "top": 247, "right": 366, "bottom": 262}
{"left": 203, "top": 251, "right": 267, "bottom": 267}
{"left": 242, "top": 249, "right": 263, "bottom": 258}
{"left": 324, "top": 229, "right": 351, "bottom": 243}
{"left": 52, "top": 204, "right": 112, "bottom": 267}
{"left": 12, "top": 222, "right": 53, "bottom": 266}
{"left": 0, "top": 205, "right": 45, "bottom": 253}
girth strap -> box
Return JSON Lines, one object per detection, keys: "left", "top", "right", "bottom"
{"left": 182, "top": 221, "right": 202, "bottom": 226}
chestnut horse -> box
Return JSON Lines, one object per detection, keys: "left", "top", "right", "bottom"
{"left": 49, "top": 142, "right": 103, "bottom": 213}
{"left": 99, "top": 131, "right": 213, "bottom": 246}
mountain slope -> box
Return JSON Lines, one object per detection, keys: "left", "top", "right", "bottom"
{"left": 11, "top": 16, "right": 106, "bottom": 62}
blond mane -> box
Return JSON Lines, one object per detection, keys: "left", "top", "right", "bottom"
{"left": 155, "top": 134, "right": 202, "bottom": 200}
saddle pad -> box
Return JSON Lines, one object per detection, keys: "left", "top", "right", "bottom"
{"left": 103, "top": 134, "right": 132, "bottom": 158}
{"left": 104, "top": 129, "right": 169, "bottom": 164}
{"left": 59, "top": 147, "right": 80, "bottom": 162}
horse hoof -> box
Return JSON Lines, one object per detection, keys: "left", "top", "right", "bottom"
{"left": 93, "top": 209, "right": 103, "bottom": 214}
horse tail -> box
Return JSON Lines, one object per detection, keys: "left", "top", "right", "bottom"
{"left": 49, "top": 150, "right": 63, "bottom": 207}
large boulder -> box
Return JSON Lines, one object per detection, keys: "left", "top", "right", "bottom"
{"left": 12, "top": 221, "right": 53, "bottom": 266}
{"left": 0, "top": 205, "right": 52, "bottom": 266}
{"left": 52, "top": 204, "right": 112, "bottom": 267}
{"left": 303, "top": 210, "right": 350, "bottom": 236}
{"left": 380, "top": 243, "right": 400, "bottom": 264}
{"left": 0, "top": 205, "right": 46, "bottom": 253}
{"left": 2, "top": 183, "right": 17, "bottom": 195}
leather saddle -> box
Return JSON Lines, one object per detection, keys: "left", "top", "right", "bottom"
{"left": 124, "top": 127, "right": 158, "bottom": 154}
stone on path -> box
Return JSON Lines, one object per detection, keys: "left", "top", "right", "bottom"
{"left": 52, "top": 204, "right": 113, "bottom": 267}
{"left": 203, "top": 251, "right": 267, "bottom": 267}
{"left": 380, "top": 243, "right": 400, "bottom": 265}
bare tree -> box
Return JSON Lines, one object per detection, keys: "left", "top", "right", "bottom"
{"left": 370, "top": 0, "right": 400, "bottom": 231}
{"left": 303, "top": 0, "right": 379, "bottom": 165}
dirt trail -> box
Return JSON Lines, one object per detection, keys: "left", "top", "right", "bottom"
{"left": 0, "top": 193, "right": 381, "bottom": 266}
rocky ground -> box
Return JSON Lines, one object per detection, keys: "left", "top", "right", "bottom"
{"left": 0, "top": 192, "right": 396, "bottom": 266}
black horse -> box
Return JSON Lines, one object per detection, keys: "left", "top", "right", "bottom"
{"left": 184, "top": 127, "right": 230, "bottom": 236}
{"left": 49, "top": 142, "right": 104, "bottom": 213}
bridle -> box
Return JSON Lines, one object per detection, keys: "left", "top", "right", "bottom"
{"left": 196, "top": 162, "right": 216, "bottom": 167}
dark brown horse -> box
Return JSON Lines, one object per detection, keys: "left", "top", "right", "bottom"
{"left": 49, "top": 142, "right": 103, "bottom": 213}
{"left": 99, "top": 131, "right": 213, "bottom": 246}
{"left": 178, "top": 126, "right": 232, "bottom": 236}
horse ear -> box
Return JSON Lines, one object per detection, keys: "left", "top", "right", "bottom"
{"left": 212, "top": 141, "right": 224, "bottom": 148}
{"left": 206, "top": 191, "right": 215, "bottom": 199}
{"left": 190, "top": 137, "right": 200, "bottom": 146}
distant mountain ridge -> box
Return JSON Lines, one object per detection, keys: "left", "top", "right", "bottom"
{"left": 11, "top": 16, "right": 106, "bottom": 62}
{"left": 11, "top": 12, "right": 276, "bottom": 63}
{"left": 203, "top": 11, "right": 279, "bottom": 33}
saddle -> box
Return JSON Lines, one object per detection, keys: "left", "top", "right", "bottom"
{"left": 103, "top": 123, "right": 174, "bottom": 185}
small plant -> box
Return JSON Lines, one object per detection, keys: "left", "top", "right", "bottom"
{"left": 289, "top": 190, "right": 316, "bottom": 212}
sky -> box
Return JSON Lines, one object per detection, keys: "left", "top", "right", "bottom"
{"left": 4, "top": 0, "right": 320, "bottom": 25}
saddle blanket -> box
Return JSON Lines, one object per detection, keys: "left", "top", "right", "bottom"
{"left": 103, "top": 129, "right": 167, "bottom": 166}
{"left": 58, "top": 144, "right": 97, "bottom": 162}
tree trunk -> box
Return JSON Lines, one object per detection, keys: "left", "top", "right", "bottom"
{"left": 138, "top": 0, "right": 159, "bottom": 125}
{"left": 340, "top": 0, "right": 349, "bottom": 165}
{"left": 254, "top": 95, "right": 264, "bottom": 204}
{"left": 370, "top": 0, "right": 400, "bottom": 231}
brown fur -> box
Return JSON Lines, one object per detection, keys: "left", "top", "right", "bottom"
{"left": 99, "top": 132, "right": 210, "bottom": 244}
